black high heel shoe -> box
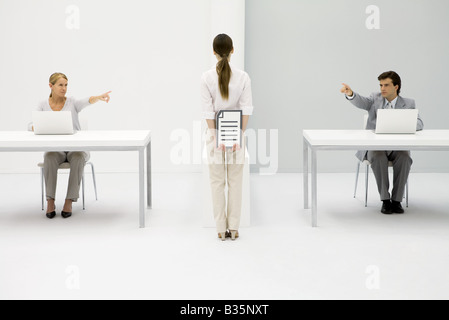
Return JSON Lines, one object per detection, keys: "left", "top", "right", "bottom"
{"left": 61, "top": 211, "right": 72, "bottom": 219}
{"left": 46, "top": 211, "right": 56, "bottom": 219}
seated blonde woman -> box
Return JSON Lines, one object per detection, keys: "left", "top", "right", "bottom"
{"left": 30, "top": 72, "right": 111, "bottom": 219}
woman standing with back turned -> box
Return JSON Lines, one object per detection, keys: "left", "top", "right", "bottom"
{"left": 200, "top": 34, "right": 254, "bottom": 241}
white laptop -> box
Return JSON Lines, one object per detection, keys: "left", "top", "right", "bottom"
{"left": 375, "top": 109, "right": 419, "bottom": 134}
{"left": 32, "top": 111, "right": 75, "bottom": 135}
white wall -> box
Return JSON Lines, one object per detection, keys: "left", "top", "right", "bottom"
{"left": 210, "top": 0, "right": 245, "bottom": 69}
{"left": 0, "top": 0, "right": 246, "bottom": 173}
{"left": 3, "top": 0, "right": 448, "bottom": 174}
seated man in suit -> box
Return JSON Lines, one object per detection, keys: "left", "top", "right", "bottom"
{"left": 341, "top": 71, "right": 424, "bottom": 215}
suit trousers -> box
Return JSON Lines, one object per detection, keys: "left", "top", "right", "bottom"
{"left": 367, "top": 151, "right": 412, "bottom": 202}
{"left": 43, "top": 151, "right": 90, "bottom": 202}
{"left": 206, "top": 130, "right": 245, "bottom": 233}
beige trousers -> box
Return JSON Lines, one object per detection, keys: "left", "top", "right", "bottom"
{"left": 43, "top": 151, "right": 90, "bottom": 202}
{"left": 206, "top": 130, "right": 245, "bottom": 233}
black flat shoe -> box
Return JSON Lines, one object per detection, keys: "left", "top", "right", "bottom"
{"left": 46, "top": 211, "right": 56, "bottom": 219}
{"left": 61, "top": 211, "right": 72, "bottom": 219}
{"left": 381, "top": 200, "right": 392, "bottom": 215}
{"left": 392, "top": 201, "right": 405, "bottom": 214}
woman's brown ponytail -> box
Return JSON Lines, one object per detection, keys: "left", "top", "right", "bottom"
{"left": 213, "top": 34, "right": 233, "bottom": 100}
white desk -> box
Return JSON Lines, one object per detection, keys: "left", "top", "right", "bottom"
{"left": 0, "top": 130, "right": 152, "bottom": 228}
{"left": 303, "top": 130, "right": 449, "bottom": 227}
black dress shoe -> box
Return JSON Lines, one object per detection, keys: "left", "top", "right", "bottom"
{"left": 46, "top": 211, "right": 56, "bottom": 219}
{"left": 381, "top": 200, "right": 392, "bottom": 214}
{"left": 391, "top": 201, "right": 405, "bottom": 214}
{"left": 61, "top": 211, "right": 72, "bottom": 219}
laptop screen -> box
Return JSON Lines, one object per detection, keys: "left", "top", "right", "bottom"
{"left": 375, "top": 109, "right": 418, "bottom": 134}
{"left": 32, "top": 111, "right": 75, "bottom": 135}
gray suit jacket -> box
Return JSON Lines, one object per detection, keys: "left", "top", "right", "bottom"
{"left": 347, "top": 92, "right": 424, "bottom": 161}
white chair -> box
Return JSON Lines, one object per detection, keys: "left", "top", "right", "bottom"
{"left": 38, "top": 162, "right": 98, "bottom": 210}
{"left": 354, "top": 115, "right": 409, "bottom": 207}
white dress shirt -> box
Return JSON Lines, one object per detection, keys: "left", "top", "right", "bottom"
{"left": 383, "top": 96, "right": 398, "bottom": 109}
{"left": 201, "top": 63, "right": 254, "bottom": 120}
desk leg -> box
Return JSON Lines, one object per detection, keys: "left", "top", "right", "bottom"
{"left": 311, "top": 149, "right": 317, "bottom": 227}
{"left": 147, "top": 141, "right": 152, "bottom": 209}
{"left": 303, "top": 138, "right": 309, "bottom": 209}
{"left": 139, "top": 148, "right": 145, "bottom": 228}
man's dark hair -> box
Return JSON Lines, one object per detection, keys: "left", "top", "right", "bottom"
{"left": 378, "top": 71, "right": 401, "bottom": 95}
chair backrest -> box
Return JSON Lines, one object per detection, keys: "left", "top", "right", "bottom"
{"left": 363, "top": 114, "right": 369, "bottom": 129}
{"left": 79, "top": 113, "right": 89, "bottom": 130}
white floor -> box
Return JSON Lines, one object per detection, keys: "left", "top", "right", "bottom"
{"left": 1, "top": 172, "right": 449, "bottom": 300}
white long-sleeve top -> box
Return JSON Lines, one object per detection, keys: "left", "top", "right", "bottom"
{"left": 200, "top": 63, "right": 254, "bottom": 120}
{"left": 28, "top": 97, "right": 90, "bottom": 131}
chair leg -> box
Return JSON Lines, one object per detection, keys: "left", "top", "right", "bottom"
{"left": 406, "top": 179, "right": 409, "bottom": 208}
{"left": 354, "top": 162, "right": 361, "bottom": 198}
{"left": 88, "top": 162, "right": 98, "bottom": 200}
{"left": 41, "top": 167, "right": 44, "bottom": 211}
{"left": 82, "top": 173, "right": 85, "bottom": 210}
{"left": 365, "top": 165, "right": 369, "bottom": 207}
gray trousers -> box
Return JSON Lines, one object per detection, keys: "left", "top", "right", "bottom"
{"left": 367, "top": 151, "right": 412, "bottom": 202}
{"left": 44, "top": 151, "right": 90, "bottom": 202}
